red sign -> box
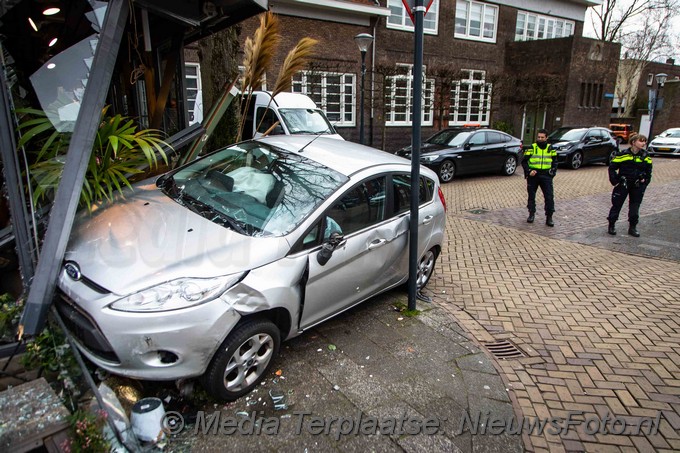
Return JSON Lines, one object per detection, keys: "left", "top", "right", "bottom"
{"left": 401, "top": 0, "right": 435, "bottom": 25}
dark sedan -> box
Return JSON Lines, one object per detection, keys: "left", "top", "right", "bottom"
{"left": 547, "top": 126, "right": 619, "bottom": 169}
{"left": 396, "top": 128, "right": 523, "bottom": 183}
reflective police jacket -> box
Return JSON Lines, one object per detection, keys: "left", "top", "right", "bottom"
{"left": 608, "top": 149, "right": 653, "bottom": 186}
{"left": 521, "top": 143, "right": 558, "bottom": 175}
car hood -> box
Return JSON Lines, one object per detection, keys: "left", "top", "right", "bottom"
{"left": 651, "top": 137, "right": 680, "bottom": 146}
{"left": 549, "top": 140, "right": 577, "bottom": 150}
{"left": 64, "top": 182, "right": 291, "bottom": 295}
{"left": 397, "top": 142, "right": 449, "bottom": 156}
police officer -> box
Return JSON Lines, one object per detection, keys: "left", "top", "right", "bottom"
{"left": 607, "top": 133, "right": 652, "bottom": 237}
{"left": 522, "top": 129, "right": 558, "bottom": 227}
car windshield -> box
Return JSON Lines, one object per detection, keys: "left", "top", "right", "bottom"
{"left": 279, "top": 108, "right": 335, "bottom": 135}
{"left": 161, "top": 142, "right": 347, "bottom": 237}
{"left": 427, "top": 129, "right": 471, "bottom": 146}
{"left": 549, "top": 128, "right": 586, "bottom": 141}
{"left": 660, "top": 129, "right": 680, "bottom": 138}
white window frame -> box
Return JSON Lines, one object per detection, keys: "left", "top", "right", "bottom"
{"left": 384, "top": 65, "right": 435, "bottom": 127}
{"left": 237, "top": 65, "right": 268, "bottom": 91}
{"left": 185, "top": 62, "right": 203, "bottom": 126}
{"left": 449, "top": 69, "right": 492, "bottom": 126}
{"left": 386, "top": 0, "right": 439, "bottom": 35}
{"left": 515, "top": 11, "right": 575, "bottom": 41}
{"left": 291, "top": 71, "right": 356, "bottom": 127}
{"left": 454, "top": 0, "right": 498, "bottom": 43}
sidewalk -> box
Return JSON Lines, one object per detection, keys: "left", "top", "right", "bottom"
{"left": 165, "top": 290, "right": 523, "bottom": 452}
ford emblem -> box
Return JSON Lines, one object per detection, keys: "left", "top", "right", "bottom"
{"left": 64, "top": 262, "right": 82, "bottom": 281}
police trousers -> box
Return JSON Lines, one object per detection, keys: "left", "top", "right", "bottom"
{"left": 607, "top": 183, "right": 646, "bottom": 225}
{"left": 526, "top": 173, "right": 555, "bottom": 215}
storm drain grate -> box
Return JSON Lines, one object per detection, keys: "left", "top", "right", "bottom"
{"left": 483, "top": 340, "right": 525, "bottom": 359}
{"left": 468, "top": 208, "right": 489, "bottom": 215}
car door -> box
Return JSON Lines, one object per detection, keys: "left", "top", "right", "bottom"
{"left": 582, "top": 129, "right": 604, "bottom": 163}
{"left": 461, "top": 131, "right": 488, "bottom": 173}
{"left": 299, "top": 175, "right": 407, "bottom": 328}
{"left": 483, "top": 131, "right": 507, "bottom": 172}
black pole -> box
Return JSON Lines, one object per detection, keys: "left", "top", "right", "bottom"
{"left": 408, "top": 0, "right": 424, "bottom": 311}
{"left": 359, "top": 50, "right": 367, "bottom": 145}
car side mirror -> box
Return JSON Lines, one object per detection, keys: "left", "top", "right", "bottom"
{"left": 317, "top": 232, "right": 344, "bottom": 266}
{"left": 463, "top": 143, "right": 471, "bottom": 150}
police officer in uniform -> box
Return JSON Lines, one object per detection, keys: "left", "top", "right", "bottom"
{"left": 522, "top": 129, "right": 558, "bottom": 227}
{"left": 607, "top": 133, "right": 652, "bottom": 237}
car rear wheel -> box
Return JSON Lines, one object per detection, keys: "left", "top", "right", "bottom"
{"left": 438, "top": 160, "right": 456, "bottom": 183}
{"left": 201, "top": 319, "right": 280, "bottom": 401}
{"left": 415, "top": 248, "right": 437, "bottom": 289}
{"left": 569, "top": 151, "right": 583, "bottom": 169}
{"left": 502, "top": 156, "right": 517, "bottom": 176}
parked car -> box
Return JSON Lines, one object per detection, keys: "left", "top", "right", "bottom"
{"left": 609, "top": 123, "right": 634, "bottom": 145}
{"left": 55, "top": 136, "right": 446, "bottom": 401}
{"left": 395, "top": 127, "right": 523, "bottom": 183}
{"left": 547, "top": 126, "right": 619, "bottom": 169}
{"left": 648, "top": 128, "right": 680, "bottom": 156}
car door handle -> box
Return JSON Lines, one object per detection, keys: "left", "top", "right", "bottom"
{"left": 368, "top": 238, "right": 387, "bottom": 249}
{"left": 421, "top": 215, "right": 433, "bottom": 225}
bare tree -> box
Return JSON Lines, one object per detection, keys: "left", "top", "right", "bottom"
{"left": 589, "top": 0, "right": 678, "bottom": 42}
{"left": 612, "top": 6, "right": 676, "bottom": 116}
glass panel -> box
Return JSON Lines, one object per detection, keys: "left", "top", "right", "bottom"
{"left": 455, "top": 0, "right": 468, "bottom": 34}
{"left": 469, "top": 3, "right": 482, "bottom": 37}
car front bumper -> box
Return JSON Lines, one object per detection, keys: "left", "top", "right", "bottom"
{"left": 648, "top": 145, "right": 680, "bottom": 156}
{"left": 57, "top": 270, "right": 241, "bottom": 380}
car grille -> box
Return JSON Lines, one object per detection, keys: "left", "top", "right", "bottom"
{"left": 55, "top": 292, "right": 120, "bottom": 363}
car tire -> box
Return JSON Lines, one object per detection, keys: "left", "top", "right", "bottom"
{"left": 201, "top": 318, "right": 280, "bottom": 401}
{"left": 569, "top": 151, "right": 583, "bottom": 170}
{"left": 502, "top": 156, "right": 517, "bottom": 176}
{"left": 438, "top": 160, "right": 456, "bottom": 183}
{"left": 415, "top": 248, "right": 438, "bottom": 289}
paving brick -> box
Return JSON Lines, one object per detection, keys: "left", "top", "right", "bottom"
{"left": 433, "top": 160, "right": 680, "bottom": 452}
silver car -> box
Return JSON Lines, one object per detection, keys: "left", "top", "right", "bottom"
{"left": 56, "top": 136, "right": 447, "bottom": 400}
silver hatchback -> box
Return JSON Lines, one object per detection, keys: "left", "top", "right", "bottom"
{"left": 56, "top": 136, "right": 447, "bottom": 400}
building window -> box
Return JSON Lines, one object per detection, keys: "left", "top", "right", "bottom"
{"left": 185, "top": 63, "right": 203, "bottom": 125}
{"left": 449, "top": 70, "right": 492, "bottom": 125}
{"left": 455, "top": 0, "right": 498, "bottom": 43}
{"left": 384, "top": 65, "right": 435, "bottom": 126}
{"left": 579, "top": 82, "right": 604, "bottom": 108}
{"left": 647, "top": 73, "right": 654, "bottom": 86}
{"left": 292, "top": 71, "right": 356, "bottom": 127}
{"left": 387, "top": 0, "right": 439, "bottom": 34}
{"left": 515, "top": 11, "right": 575, "bottom": 41}
{"left": 238, "top": 65, "right": 268, "bottom": 91}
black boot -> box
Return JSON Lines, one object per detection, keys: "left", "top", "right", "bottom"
{"left": 628, "top": 224, "right": 640, "bottom": 237}
{"left": 527, "top": 213, "right": 535, "bottom": 223}
{"left": 546, "top": 214, "right": 554, "bottom": 227}
{"left": 608, "top": 221, "right": 616, "bottom": 235}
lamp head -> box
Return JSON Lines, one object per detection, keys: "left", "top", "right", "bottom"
{"left": 354, "top": 33, "right": 374, "bottom": 53}
{"left": 656, "top": 73, "right": 668, "bottom": 87}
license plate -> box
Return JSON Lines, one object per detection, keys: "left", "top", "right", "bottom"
{"left": 658, "top": 148, "right": 670, "bottom": 151}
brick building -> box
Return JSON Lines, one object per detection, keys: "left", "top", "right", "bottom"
{"left": 196, "top": 0, "right": 620, "bottom": 150}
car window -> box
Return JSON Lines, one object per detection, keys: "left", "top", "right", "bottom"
{"left": 393, "top": 174, "right": 430, "bottom": 215}
{"left": 468, "top": 132, "right": 487, "bottom": 146}
{"left": 549, "top": 128, "right": 586, "bottom": 141}
{"left": 487, "top": 132, "right": 504, "bottom": 144}
{"left": 165, "top": 141, "right": 347, "bottom": 237}
{"left": 326, "top": 177, "right": 386, "bottom": 236}
{"left": 279, "top": 108, "right": 334, "bottom": 135}
{"left": 255, "top": 108, "right": 283, "bottom": 135}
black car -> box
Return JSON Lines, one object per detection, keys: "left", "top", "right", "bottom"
{"left": 547, "top": 126, "right": 619, "bottom": 169}
{"left": 396, "top": 128, "right": 523, "bottom": 183}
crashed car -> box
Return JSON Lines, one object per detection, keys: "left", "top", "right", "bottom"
{"left": 56, "top": 136, "right": 447, "bottom": 400}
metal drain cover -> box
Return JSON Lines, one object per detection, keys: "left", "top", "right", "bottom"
{"left": 468, "top": 208, "right": 488, "bottom": 214}
{"left": 483, "top": 340, "right": 525, "bottom": 358}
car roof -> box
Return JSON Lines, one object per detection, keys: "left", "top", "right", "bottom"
{"left": 256, "top": 136, "right": 414, "bottom": 177}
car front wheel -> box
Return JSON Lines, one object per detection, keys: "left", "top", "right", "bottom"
{"left": 201, "top": 319, "right": 280, "bottom": 401}
{"left": 569, "top": 151, "right": 583, "bottom": 169}
{"left": 438, "top": 160, "right": 456, "bottom": 183}
{"left": 416, "top": 248, "right": 438, "bottom": 289}
{"left": 502, "top": 156, "right": 517, "bottom": 176}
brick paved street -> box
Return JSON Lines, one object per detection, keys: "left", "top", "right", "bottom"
{"left": 425, "top": 158, "right": 680, "bottom": 452}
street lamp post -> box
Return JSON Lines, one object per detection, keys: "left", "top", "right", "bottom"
{"left": 648, "top": 72, "right": 668, "bottom": 141}
{"left": 354, "top": 33, "right": 373, "bottom": 145}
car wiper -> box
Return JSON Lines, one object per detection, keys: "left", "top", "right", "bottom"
{"left": 178, "top": 193, "right": 249, "bottom": 235}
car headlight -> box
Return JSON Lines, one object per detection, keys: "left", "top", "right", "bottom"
{"left": 110, "top": 274, "right": 244, "bottom": 312}
{"left": 420, "top": 154, "right": 439, "bottom": 162}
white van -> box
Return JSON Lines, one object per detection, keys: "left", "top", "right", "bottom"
{"left": 240, "top": 91, "right": 344, "bottom": 141}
